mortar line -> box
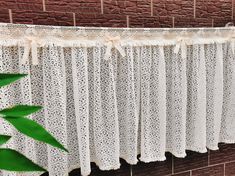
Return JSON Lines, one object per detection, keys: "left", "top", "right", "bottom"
{"left": 173, "top": 160, "right": 235, "bottom": 175}
{"left": 208, "top": 149, "right": 210, "bottom": 166}
{"left": 194, "top": 0, "right": 196, "bottom": 18}
{"left": 73, "top": 13, "right": 76, "bottom": 26}
{"left": 42, "top": 0, "right": 46, "bottom": 11}
{"left": 224, "top": 163, "right": 226, "bottom": 176}
{"left": 232, "top": 0, "right": 234, "bottom": 20}
{"left": 130, "top": 165, "right": 133, "bottom": 176}
{"left": 8, "top": 9, "right": 13, "bottom": 23}
{"left": 151, "top": 0, "right": 153, "bottom": 16}
{"left": 101, "top": 0, "right": 104, "bottom": 14}
{"left": 127, "top": 15, "right": 130, "bottom": 28}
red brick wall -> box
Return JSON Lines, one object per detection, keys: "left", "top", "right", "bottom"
{"left": 1, "top": 1, "right": 235, "bottom": 176}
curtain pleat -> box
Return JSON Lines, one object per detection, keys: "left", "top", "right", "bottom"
{"left": 213, "top": 43, "right": 224, "bottom": 148}
{"left": 117, "top": 46, "right": 139, "bottom": 164}
{"left": 42, "top": 46, "right": 68, "bottom": 175}
{"left": 140, "top": 46, "right": 153, "bottom": 161}
{"left": 139, "top": 46, "right": 166, "bottom": 162}
{"left": 165, "top": 46, "right": 187, "bottom": 157}
{"left": 92, "top": 46, "right": 104, "bottom": 167}
{"left": 71, "top": 47, "right": 91, "bottom": 176}
{"left": 19, "top": 47, "right": 38, "bottom": 176}
{"left": 157, "top": 46, "right": 167, "bottom": 159}
{"left": 205, "top": 43, "right": 224, "bottom": 150}
{"left": 195, "top": 44, "right": 207, "bottom": 151}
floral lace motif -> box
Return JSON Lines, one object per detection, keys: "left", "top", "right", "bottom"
{"left": 0, "top": 24, "right": 234, "bottom": 176}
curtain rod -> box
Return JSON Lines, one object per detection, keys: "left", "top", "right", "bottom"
{"left": 0, "top": 23, "right": 234, "bottom": 32}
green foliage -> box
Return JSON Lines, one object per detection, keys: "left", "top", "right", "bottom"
{"left": 2, "top": 115, "right": 68, "bottom": 152}
{"left": 0, "top": 73, "right": 68, "bottom": 173}
{"left": 0, "top": 149, "right": 46, "bottom": 171}
{"left": 0, "top": 105, "right": 42, "bottom": 117}
{"left": 0, "top": 135, "right": 11, "bottom": 146}
{"left": 0, "top": 73, "right": 27, "bottom": 88}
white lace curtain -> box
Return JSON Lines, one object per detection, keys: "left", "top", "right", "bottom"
{"left": 0, "top": 23, "right": 235, "bottom": 176}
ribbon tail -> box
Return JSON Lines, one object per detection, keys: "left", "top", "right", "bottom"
{"left": 181, "top": 43, "right": 187, "bottom": 59}
{"left": 22, "top": 44, "right": 30, "bottom": 65}
{"left": 213, "top": 43, "right": 224, "bottom": 147}
{"left": 115, "top": 44, "right": 126, "bottom": 58}
{"left": 31, "top": 41, "right": 38, "bottom": 65}
{"left": 104, "top": 44, "right": 112, "bottom": 61}
{"left": 174, "top": 43, "right": 181, "bottom": 54}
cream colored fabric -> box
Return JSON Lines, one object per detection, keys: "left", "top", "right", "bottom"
{"left": 0, "top": 23, "right": 234, "bottom": 176}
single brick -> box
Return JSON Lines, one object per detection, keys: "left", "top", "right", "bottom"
{"left": 153, "top": 0, "right": 194, "bottom": 18}
{"left": 0, "top": 0, "right": 43, "bottom": 11}
{"left": 12, "top": 10, "right": 74, "bottom": 26}
{"left": 192, "top": 164, "right": 224, "bottom": 176}
{"left": 196, "top": 0, "right": 232, "bottom": 18}
{"left": 46, "top": 0, "right": 101, "bottom": 14}
{"left": 103, "top": 0, "right": 151, "bottom": 16}
{"left": 173, "top": 151, "right": 208, "bottom": 173}
{"left": 129, "top": 15, "right": 172, "bottom": 28}
{"left": 0, "top": 8, "right": 10, "bottom": 23}
{"left": 174, "top": 17, "right": 212, "bottom": 27}
{"left": 76, "top": 13, "right": 126, "bottom": 27}
{"left": 210, "top": 143, "right": 235, "bottom": 165}
{"left": 132, "top": 153, "right": 172, "bottom": 176}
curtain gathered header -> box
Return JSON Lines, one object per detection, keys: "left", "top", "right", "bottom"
{"left": 0, "top": 23, "right": 235, "bottom": 64}
{"left": 0, "top": 23, "right": 235, "bottom": 176}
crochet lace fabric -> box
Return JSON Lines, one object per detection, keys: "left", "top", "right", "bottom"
{"left": 0, "top": 23, "right": 234, "bottom": 176}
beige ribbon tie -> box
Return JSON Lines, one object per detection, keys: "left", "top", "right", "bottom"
{"left": 22, "top": 36, "right": 39, "bottom": 65}
{"left": 174, "top": 38, "right": 187, "bottom": 59}
{"left": 104, "top": 35, "right": 126, "bottom": 61}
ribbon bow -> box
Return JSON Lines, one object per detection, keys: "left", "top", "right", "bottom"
{"left": 21, "top": 36, "right": 39, "bottom": 65}
{"left": 174, "top": 38, "right": 187, "bottom": 59}
{"left": 104, "top": 35, "right": 126, "bottom": 61}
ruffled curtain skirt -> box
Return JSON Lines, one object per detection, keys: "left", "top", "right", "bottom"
{"left": 0, "top": 25, "right": 234, "bottom": 176}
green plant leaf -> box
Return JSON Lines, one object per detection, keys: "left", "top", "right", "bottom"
{"left": 0, "top": 105, "right": 42, "bottom": 117}
{"left": 0, "top": 148, "right": 46, "bottom": 171}
{"left": 0, "top": 135, "right": 11, "bottom": 146}
{"left": 0, "top": 73, "right": 27, "bottom": 88}
{"left": 2, "top": 116, "right": 68, "bottom": 152}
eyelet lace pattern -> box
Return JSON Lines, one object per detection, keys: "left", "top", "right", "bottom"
{"left": 0, "top": 23, "right": 234, "bottom": 176}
